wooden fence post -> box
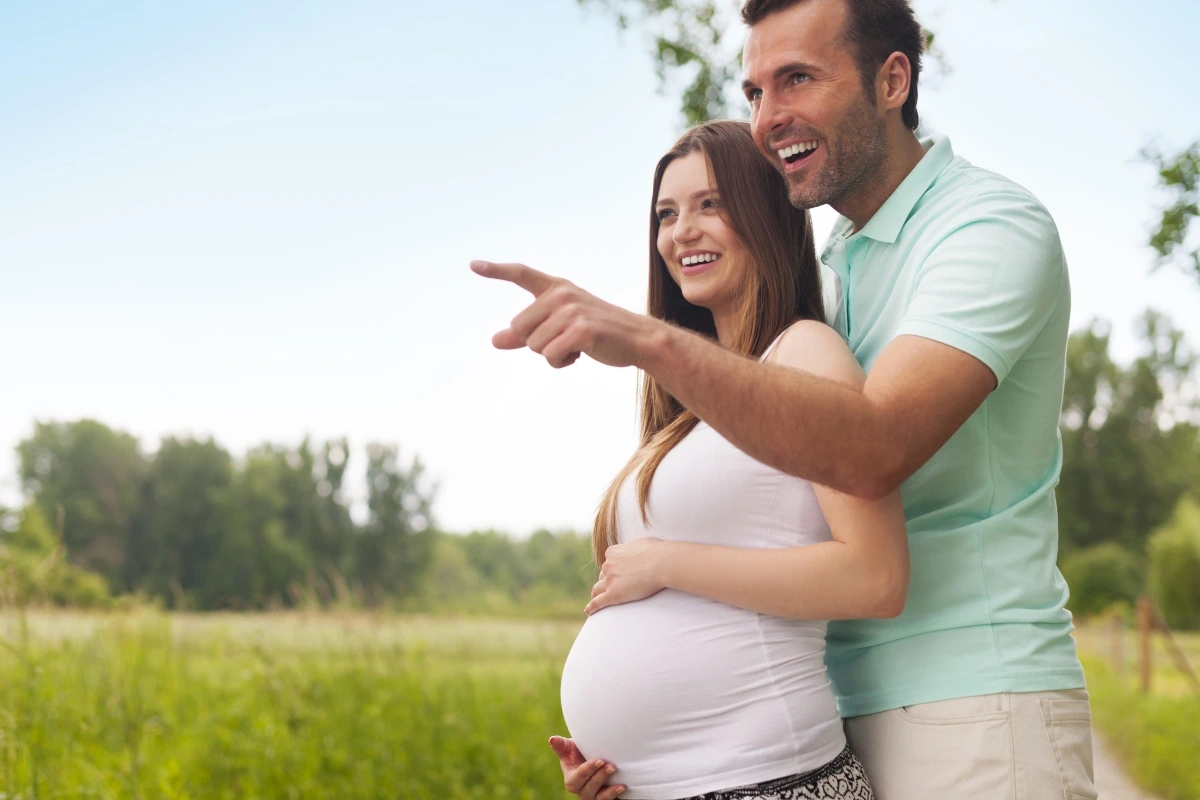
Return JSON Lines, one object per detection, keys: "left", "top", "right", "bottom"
{"left": 1137, "top": 595, "right": 1153, "bottom": 693}
{"left": 1110, "top": 612, "right": 1124, "bottom": 675}
{"left": 1150, "top": 600, "right": 1200, "bottom": 692}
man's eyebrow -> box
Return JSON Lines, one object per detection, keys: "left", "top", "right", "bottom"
{"left": 774, "top": 61, "right": 819, "bottom": 80}
{"left": 743, "top": 61, "right": 820, "bottom": 92}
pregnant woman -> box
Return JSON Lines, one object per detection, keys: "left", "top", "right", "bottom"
{"left": 553, "top": 121, "right": 908, "bottom": 800}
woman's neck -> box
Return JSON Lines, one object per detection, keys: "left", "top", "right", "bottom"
{"left": 711, "top": 306, "right": 736, "bottom": 348}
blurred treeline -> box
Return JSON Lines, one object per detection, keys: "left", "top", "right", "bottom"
{"left": 2, "top": 309, "right": 1199, "bottom": 623}
{"left": 0, "top": 427, "right": 594, "bottom": 615}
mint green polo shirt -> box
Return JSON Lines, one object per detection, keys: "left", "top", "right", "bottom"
{"left": 822, "top": 135, "right": 1086, "bottom": 718}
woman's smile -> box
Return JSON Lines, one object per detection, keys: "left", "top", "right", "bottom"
{"left": 679, "top": 250, "right": 723, "bottom": 276}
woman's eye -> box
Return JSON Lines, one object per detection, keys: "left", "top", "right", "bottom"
{"left": 656, "top": 208, "right": 676, "bottom": 221}
{"left": 700, "top": 198, "right": 719, "bottom": 211}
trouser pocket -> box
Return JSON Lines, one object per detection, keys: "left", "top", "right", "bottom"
{"left": 1038, "top": 698, "right": 1096, "bottom": 800}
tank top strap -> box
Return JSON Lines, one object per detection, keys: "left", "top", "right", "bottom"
{"left": 758, "top": 325, "right": 795, "bottom": 363}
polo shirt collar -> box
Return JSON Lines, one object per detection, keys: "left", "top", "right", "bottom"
{"left": 853, "top": 134, "right": 955, "bottom": 245}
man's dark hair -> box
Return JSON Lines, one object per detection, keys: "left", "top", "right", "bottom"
{"left": 742, "top": 0, "right": 924, "bottom": 131}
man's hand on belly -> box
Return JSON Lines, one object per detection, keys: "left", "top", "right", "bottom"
{"left": 549, "top": 736, "right": 627, "bottom": 799}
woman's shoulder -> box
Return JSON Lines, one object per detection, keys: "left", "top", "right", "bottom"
{"left": 764, "top": 319, "right": 865, "bottom": 390}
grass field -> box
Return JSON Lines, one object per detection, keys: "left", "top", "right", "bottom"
{"left": 0, "top": 611, "right": 582, "bottom": 799}
{"left": 1074, "top": 622, "right": 1200, "bottom": 800}
{"left": 3, "top": 611, "right": 1197, "bottom": 800}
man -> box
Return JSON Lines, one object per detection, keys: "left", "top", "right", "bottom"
{"left": 474, "top": 0, "right": 1095, "bottom": 796}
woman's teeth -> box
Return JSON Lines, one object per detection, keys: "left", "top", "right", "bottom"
{"left": 681, "top": 253, "right": 720, "bottom": 266}
{"left": 777, "top": 141, "right": 819, "bottom": 161}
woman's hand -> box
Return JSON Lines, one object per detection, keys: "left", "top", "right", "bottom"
{"left": 584, "top": 537, "right": 668, "bottom": 615}
{"left": 549, "top": 736, "right": 626, "bottom": 799}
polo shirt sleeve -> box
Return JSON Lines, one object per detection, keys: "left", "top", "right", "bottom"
{"left": 895, "top": 189, "right": 1067, "bottom": 385}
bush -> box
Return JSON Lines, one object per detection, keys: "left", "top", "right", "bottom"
{"left": 1061, "top": 542, "right": 1144, "bottom": 618}
{"left": 0, "top": 505, "right": 112, "bottom": 608}
{"left": 1148, "top": 496, "right": 1200, "bottom": 630}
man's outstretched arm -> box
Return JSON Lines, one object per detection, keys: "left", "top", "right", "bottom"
{"left": 639, "top": 325, "right": 995, "bottom": 499}
{"left": 471, "top": 259, "right": 996, "bottom": 500}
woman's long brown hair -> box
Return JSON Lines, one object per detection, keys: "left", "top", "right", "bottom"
{"left": 591, "top": 119, "right": 825, "bottom": 567}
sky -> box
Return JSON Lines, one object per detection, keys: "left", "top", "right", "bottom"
{"left": 2, "top": 0, "right": 1199, "bottom": 537}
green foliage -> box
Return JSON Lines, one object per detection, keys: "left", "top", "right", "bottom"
{"left": 1143, "top": 141, "right": 1200, "bottom": 283}
{"left": 1147, "top": 496, "right": 1200, "bottom": 630}
{"left": 357, "top": 444, "right": 436, "bottom": 603}
{"left": 17, "top": 419, "right": 146, "bottom": 586}
{"left": 1057, "top": 311, "right": 1200, "bottom": 557}
{"left": 417, "top": 529, "right": 596, "bottom": 617}
{"left": 0, "top": 612, "right": 577, "bottom": 798}
{"left": 0, "top": 505, "right": 112, "bottom": 608}
{"left": 579, "top": 0, "right": 740, "bottom": 126}
{"left": 1060, "top": 543, "right": 1144, "bottom": 618}
{"left": 578, "top": 0, "right": 946, "bottom": 128}
{"left": 1083, "top": 653, "right": 1200, "bottom": 800}
{"left": 13, "top": 421, "right": 439, "bottom": 611}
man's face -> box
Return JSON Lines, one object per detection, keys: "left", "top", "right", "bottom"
{"left": 742, "top": 0, "right": 888, "bottom": 210}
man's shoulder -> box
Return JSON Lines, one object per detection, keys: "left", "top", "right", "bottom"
{"left": 921, "top": 157, "right": 1055, "bottom": 228}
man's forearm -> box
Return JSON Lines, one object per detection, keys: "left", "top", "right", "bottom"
{"left": 637, "top": 323, "right": 901, "bottom": 498}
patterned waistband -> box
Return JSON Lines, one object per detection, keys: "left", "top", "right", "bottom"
{"left": 682, "top": 746, "right": 863, "bottom": 800}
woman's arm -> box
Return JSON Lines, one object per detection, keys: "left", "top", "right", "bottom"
{"left": 585, "top": 321, "right": 909, "bottom": 620}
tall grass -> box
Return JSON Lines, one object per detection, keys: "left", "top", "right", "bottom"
{"left": 0, "top": 611, "right": 581, "bottom": 799}
{"left": 1076, "top": 626, "right": 1200, "bottom": 800}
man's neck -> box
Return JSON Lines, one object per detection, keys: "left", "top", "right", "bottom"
{"left": 835, "top": 130, "right": 927, "bottom": 232}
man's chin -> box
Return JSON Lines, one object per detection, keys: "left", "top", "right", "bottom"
{"left": 786, "top": 184, "right": 825, "bottom": 211}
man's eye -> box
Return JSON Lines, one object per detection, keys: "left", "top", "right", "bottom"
{"left": 746, "top": 89, "right": 762, "bottom": 103}
{"left": 790, "top": 72, "right": 809, "bottom": 85}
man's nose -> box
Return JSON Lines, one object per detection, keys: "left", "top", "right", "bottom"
{"left": 754, "top": 90, "right": 792, "bottom": 138}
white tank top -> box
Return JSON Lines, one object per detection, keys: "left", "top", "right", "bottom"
{"left": 560, "top": 329, "right": 846, "bottom": 800}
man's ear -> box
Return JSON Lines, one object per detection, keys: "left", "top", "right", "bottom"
{"left": 877, "top": 52, "right": 912, "bottom": 114}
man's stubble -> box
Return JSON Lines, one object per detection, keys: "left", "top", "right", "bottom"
{"left": 783, "top": 96, "right": 889, "bottom": 213}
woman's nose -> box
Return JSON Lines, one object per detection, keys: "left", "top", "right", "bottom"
{"left": 673, "top": 213, "right": 701, "bottom": 243}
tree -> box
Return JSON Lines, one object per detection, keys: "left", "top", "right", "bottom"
{"left": 579, "top": 0, "right": 739, "bottom": 126}
{"left": 12, "top": 423, "right": 441, "bottom": 609}
{"left": 1147, "top": 496, "right": 1200, "bottom": 629}
{"left": 1059, "top": 543, "right": 1143, "bottom": 618}
{"left": 198, "top": 445, "right": 313, "bottom": 609}
{"left": 355, "top": 444, "right": 437, "bottom": 604}
{"left": 0, "top": 503, "right": 110, "bottom": 607}
{"left": 1143, "top": 141, "right": 1200, "bottom": 284}
{"left": 577, "top": 0, "right": 943, "bottom": 127}
{"left": 1057, "top": 312, "right": 1200, "bottom": 556}
{"left": 126, "top": 436, "right": 238, "bottom": 606}
{"left": 16, "top": 420, "right": 146, "bottom": 587}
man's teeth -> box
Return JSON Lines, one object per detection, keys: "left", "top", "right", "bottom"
{"left": 776, "top": 141, "right": 819, "bottom": 160}
{"left": 681, "top": 253, "right": 720, "bottom": 266}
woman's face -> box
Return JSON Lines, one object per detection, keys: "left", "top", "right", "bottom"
{"left": 655, "top": 151, "right": 751, "bottom": 314}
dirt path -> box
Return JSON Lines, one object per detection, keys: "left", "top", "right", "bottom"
{"left": 1093, "top": 729, "right": 1163, "bottom": 800}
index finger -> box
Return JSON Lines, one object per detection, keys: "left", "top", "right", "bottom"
{"left": 470, "top": 260, "right": 556, "bottom": 296}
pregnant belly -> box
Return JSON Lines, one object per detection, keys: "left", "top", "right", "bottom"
{"left": 559, "top": 590, "right": 839, "bottom": 799}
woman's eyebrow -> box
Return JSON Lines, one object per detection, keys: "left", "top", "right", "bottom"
{"left": 657, "top": 189, "right": 716, "bottom": 207}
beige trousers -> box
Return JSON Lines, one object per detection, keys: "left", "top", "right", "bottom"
{"left": 844, "top": 689, "right": 1096, "bottom": 800}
